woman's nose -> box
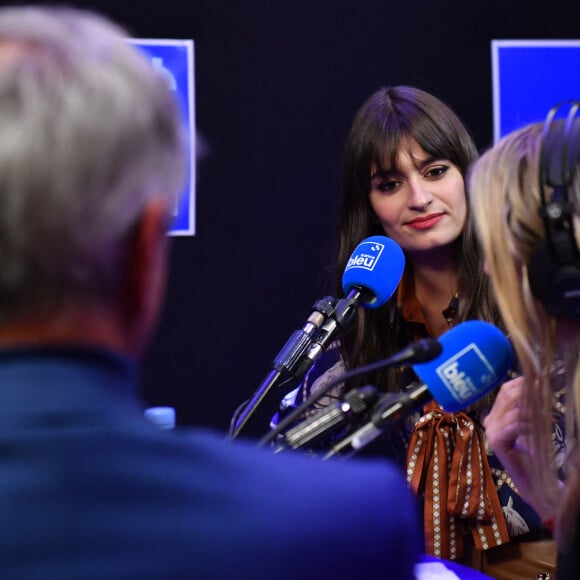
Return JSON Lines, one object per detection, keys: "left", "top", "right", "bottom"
{"left": 408, "top": 179, "right": 433, "bottom": 210}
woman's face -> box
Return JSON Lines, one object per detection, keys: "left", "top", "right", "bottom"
{"left": 369, "top": 138, "right": 467, "bottom": 257}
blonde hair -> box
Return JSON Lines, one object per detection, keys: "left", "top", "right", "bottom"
{"left": 469, "top": 122, "right": 580, "bottom": 540}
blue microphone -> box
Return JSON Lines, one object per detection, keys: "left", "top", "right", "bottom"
{"left": 411, "top": 320, "right": 513, "bottom": 412}
{"left": 341, "top": 235, "right": 405, "bottom": 308}
{"left": 302, "top": 236, "right": 405, "bottom": 370}
{"left": 231, "top": 236, "right": 405, "bottom": 439}
{"left": 324, "top": 321, "right": 513, "bottom": 457}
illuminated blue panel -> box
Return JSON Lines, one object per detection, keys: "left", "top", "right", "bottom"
{"left": 492, "top": 40, "right": 580, "bottom": 143}
{"left": 130, "top": 39, "right": 196, "bottom": 236}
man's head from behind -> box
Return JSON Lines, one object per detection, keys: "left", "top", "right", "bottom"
{"left": 0, "top": 6, "right": 187, "bottom": 354}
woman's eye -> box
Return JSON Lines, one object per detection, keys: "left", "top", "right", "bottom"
{"left": 376, "top": 180, "right": 400, "bottom": 193}
{"left": 425, "top": 165, "right": 449, "bottom": 178}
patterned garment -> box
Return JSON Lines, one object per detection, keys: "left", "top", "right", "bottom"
{"left": 273, "top": 338, "right": 565, "bottom": 562}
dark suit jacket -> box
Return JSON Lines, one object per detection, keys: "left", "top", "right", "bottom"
{"left": 0, "top": 347, "right": 419, "bottom": 579}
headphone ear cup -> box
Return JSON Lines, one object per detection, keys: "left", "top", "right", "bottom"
{"left": 528, "top": 232, "right": 580, "bottom": 318}
{"left": 533, "top": 102, "right": 580, "bottom": 318}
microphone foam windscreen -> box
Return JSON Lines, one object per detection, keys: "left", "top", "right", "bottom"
{"left": 341, "top": 236, "right": 405, "bottom": 308}
{"left": 411, "top": 321, "right": 514, "bottom": 412}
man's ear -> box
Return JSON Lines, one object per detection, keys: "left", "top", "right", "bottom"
{"left": 121, "top": 199, "right": 170, "bottom": 354}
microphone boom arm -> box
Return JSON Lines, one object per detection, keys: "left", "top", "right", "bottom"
{"left": 230, "top": 297, "right": 336, "bottom": 439}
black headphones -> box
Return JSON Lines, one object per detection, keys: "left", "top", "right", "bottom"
{"left": 527, "top": 101, "right": 580, "bottom": 318}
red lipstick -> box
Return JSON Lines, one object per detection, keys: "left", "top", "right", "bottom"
{"left": 405, "top": 213, "right": 445, "bottom": 230}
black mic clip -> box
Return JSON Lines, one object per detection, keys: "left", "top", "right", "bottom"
{"left": 332, "top": 283, "right": 377, "bottom": 327}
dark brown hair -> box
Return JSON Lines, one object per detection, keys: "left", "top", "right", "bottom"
{"left": 335, "top": 86, "right": 501, "bottom": 413}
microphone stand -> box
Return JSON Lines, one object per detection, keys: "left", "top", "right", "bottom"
{"left": 231, "top": 292, "right": 363, "bottom": 439}
{"left": 231, "top": 288, "right": 370, "bottom": 440}
{"left": 258, "top": 337, "right": 439, "bottom": 447}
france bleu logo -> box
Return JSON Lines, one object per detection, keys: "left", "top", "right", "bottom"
{"left": 435, "top": 344, "right": 497, "bottom": 404}
{"left": 345, "top": 241, "right": 385, "bottom": 272}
